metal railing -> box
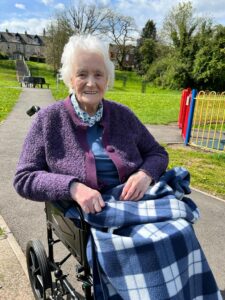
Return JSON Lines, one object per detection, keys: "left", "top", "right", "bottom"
{"left": 190, "top": 91, "right": 225, "bottom": 152}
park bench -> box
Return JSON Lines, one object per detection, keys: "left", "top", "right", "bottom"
{"left": 22, "top": 76, "right": 50, "bottom": 89}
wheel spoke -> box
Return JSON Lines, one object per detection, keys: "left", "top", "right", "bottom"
{"left": 30, "top": 251, "right": 37, "bottom": 268}
{"left": 33, "top": 266, "right": 40, "bottom": 276}
{"left": 36, "top": 274, "right": 44, "bottom": 288}
{"left": 34, "top": 275, "right": 43, "bottom": 297}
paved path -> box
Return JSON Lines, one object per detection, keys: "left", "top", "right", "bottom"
{"left": 0, "top": 88, "right": 224, "bottom": 298}
{"left": 145, "top": 124, "right": 183, "bottom": 144}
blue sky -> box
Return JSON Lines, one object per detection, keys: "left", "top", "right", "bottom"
{"left": 1, "top": 0, "right": 225, "bottom": 36}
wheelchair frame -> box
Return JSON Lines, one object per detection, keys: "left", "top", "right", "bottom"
{"left": 25, "top": 106, "right": 93, "bottom": 299}
{"left": 26, "top": 201, "right": 93, "bottom": 300}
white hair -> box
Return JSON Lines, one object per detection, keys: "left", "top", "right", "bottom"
{"left": 60, "top": 34, "right": 115, "bottom": 93}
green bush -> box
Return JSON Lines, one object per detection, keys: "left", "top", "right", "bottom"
{"left": 0, "top": 52, "right": 9, "bottom": 59}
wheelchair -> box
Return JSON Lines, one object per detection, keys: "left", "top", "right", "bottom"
{"left": 25, "top": 106, "right": 93, "bottom": 299}
{"left": 26, "top": 201, "right": 93, "bottom": 300}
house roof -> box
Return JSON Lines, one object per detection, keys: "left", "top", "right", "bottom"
{"left": 0, "top": 31, "right": 45, "bottom": 46}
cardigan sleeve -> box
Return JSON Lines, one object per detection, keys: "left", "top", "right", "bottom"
{"left": 13, "top": 112, "right": 77, "bottom": 202}
{"left": 132, "top": 112, "right": 169, "bottom": 182}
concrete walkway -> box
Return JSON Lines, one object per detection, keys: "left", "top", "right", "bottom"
{"left": 145, "top": 123, "right": 183, "bottom": 144}
{"left": 0, "top": 88, "right": 54, "bottom": 299}
{"left": 0, "top": 88, "right": 224, "bottom": 299}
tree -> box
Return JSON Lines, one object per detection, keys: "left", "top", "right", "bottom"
{"left": 67, "top": 2, "right": 111, "bottom": 35}
{"left": 148, "top": 1, "right": 204, "bottom": 88}
{"left": 138, "top": 39, "right": 157, "bottom": 72}
{"left": 135, "top": 20, "right": 157, "bottom": 73}
{"left": 193, "top": 25, "right": 225, "bottom": 90}
{"left": 45, "top": 16, "right": 73, "bottom": 73}
{"left": 162, "top": 1, "right": 199, "bottom": 57}
{"left": 141, "top": 20, "right": 157, "bottom": 40}
{"left": 45, "top": 2, "right": 137, "bottom": 71}
{"left": 106, "top": 11, "right": 137, "bottom": 69}
{"left": 45, "top": 2, "right": 111, "bottom": 72}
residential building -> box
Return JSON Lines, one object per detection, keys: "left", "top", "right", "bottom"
{"left": 0, "top": 30, "right": 45, "bottom": 61}
{"left": 109, "top": 43, "right": 136, "bottom": 70}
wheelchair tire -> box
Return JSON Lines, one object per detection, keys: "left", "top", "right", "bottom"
{"left": 26, "top": 240, "right": 52, "bottom": 300}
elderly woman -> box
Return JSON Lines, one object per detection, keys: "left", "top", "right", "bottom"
{"left": 14, "top": 34, "right": 168, "bottom": 213}
{"left": 14, "top": 35, "right": 222, "bottom": 300}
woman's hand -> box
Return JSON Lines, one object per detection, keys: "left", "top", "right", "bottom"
{"left": 70, "top": 182, "right": 105, "bottom": 214}
{"left": 120, "top": 170, "right": 152, "bottom": 201}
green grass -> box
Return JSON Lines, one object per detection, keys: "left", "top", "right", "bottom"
{"left": 0, "top": 60, "right": 21, "bottom": 87}
{"left": 166, "top": 145, "right": 225, "bottom": 199}
{"left": 105, "top": 91, "right": 180, "bottom": 124}
{"left": 0, "top": 60, "right": 21, "bottom": 122}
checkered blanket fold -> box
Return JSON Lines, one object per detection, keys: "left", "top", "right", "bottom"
{"left": 66, "top": 167, "right": 222, "bottom": 299}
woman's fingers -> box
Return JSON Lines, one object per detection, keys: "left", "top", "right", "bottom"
{"left": 83, "top": 205, "right": 90, "bottom": 214}
{"left": 123, "top": 184, "right": 138, "bottom": 200}
{"left": 70, "top": 182, "right": 105, "bottom": 214}
{"left": 93, "top": 200, "right": 102, "bottom": 213}
{"left": 98, "top": 197, "right": 105, "bottom": 208}
{"left": 85, "top": 197, "right": 104, "bottom": 214}
{"left": 120, "top": 171, "right": 152, "bottom": 201}
{"left": 120, "top": 180, "right": 132, "bottom": 200}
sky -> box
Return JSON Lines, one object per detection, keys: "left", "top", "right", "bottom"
{"left": 1, "top": 0, "right": 225, "bottom": 36}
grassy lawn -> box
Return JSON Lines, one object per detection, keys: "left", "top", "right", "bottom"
{"left": 106, "top": 91, "right": 180, "bottom": 124}
{"left": 0, "top": 60, "right": 20, "bottom": 87}
{"left": 0, "top": 60, "right": 21, "bottom": 122}
{"left": 166, "top": 145, "right": 225, "bottom": 199}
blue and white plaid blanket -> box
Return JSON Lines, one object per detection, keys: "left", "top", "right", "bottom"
{"left": 65, "top": 167, "right": 222, "bottom": 299}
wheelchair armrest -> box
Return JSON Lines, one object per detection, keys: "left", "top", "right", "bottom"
{"left": 52, "top": 201, "right": 87, "bottom": 229}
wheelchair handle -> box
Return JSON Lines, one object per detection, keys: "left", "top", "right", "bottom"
{"left": 26, "top": 105, "right": 40, "bottom": 116}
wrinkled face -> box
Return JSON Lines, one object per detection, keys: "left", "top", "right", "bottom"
{"left": 71, "top": 51, "right": 108, "bottom": 115}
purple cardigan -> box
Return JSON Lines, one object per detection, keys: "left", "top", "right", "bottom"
{"left": 14, "top": 97, "right": 168, "bottom": 202}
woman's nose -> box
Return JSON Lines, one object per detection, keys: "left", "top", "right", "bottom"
{"left": 86, "top": 76, "right": 95, "bottom": 86}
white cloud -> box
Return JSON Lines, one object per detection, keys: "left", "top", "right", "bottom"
{"left": 41, "top": 0, "right": 54, "bottom": 5}
{"left": 54, "top": 3, "right": 65, "bottom": 10}
{"left": 0, "top": 18, "right": 51, "bottom": 35}
{"left": 15, "top": 3, "right": 26, "bottom": 10}
{"left": 192, "top": 0, "right": 225, "bottom": 24}
{"left": 78, "top": 0, "right": 111, "bottom": 7}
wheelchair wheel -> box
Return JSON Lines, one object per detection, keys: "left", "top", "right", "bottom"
{"left": 26, "top": 240, "right": 52, "bottom": 300}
